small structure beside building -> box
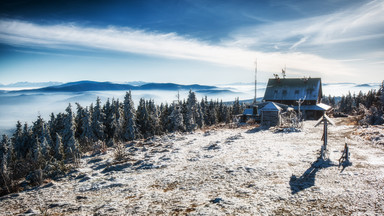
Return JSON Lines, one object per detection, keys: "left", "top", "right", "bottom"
{"left": 240, "top": 101, "right": 291, "bottom": 127}
{"left": 260, "top": 102, "right": 282, "bottom": 127}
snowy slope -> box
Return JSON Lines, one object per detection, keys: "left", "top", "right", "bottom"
{"left": 0, "top": 120, "right": 383, "bottom": 215}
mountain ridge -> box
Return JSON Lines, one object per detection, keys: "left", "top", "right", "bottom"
{"left": 7, "top": 80, "right": 223, "bottom": 93}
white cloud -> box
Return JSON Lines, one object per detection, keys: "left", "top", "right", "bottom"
{"left": 0, "top": 19, "right": 357, "bottom": 82}
{"left": 228, "top": 0, "right": 384, "bottom": 49}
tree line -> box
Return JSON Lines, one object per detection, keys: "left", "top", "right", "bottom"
{"left": 0, "top": 90, "right": 245, "bottom": 195}
{"left": 322, "top": 81, "right": 384, "bottom": 125}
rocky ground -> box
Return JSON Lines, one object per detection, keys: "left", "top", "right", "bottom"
{"left": 1, "top": 119, "right": 383, "bottom": 215}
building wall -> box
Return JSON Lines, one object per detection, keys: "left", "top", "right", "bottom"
{"left": 261, "top": 110, "right": 281, "bottom": 127}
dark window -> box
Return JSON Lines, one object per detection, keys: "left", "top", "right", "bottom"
{"left": 295, "top": 90, "right": 299, "bottom": 94}
{"left": 282, "top": 90, "right": 287, "bottom": 95}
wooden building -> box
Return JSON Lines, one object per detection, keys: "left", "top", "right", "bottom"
{"left": 260, "top": 102, "right": 282, "bottom": 126}
{"left": 263, "top": 77, "right": 330, "bottom": 119}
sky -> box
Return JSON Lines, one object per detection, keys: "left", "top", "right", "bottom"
{"left": 0, "top": 0, "right": 383, "bottom": 85}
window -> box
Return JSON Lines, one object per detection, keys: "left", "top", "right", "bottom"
{"left": 295, "top": 90, "right": 299, "bottom": 94}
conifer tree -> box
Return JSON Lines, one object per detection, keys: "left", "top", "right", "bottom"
{"left": 147, "top": 100, "right": 161, "bottom": 136}
{"left": 169, "top": 103, "right": 185, "bottom": 132}
{"left": 91, "top": 97, "right": 106, "bottom": 141}
{"left": 159, "top": 103, "right": 171, "bottom": 133}
{"left": 136, "top": 98, "right": 149, "bottom": 138}
{"left": 62, "top": 104, "right": 80, "bottom": 159}
{"left": 196, "top": 103, "right": 204, "bottom": 129}
{"left": 123, "top": 91, "right": 137, "bottom": 141}
{"left": 12, "top": 121, "right": 23, "bottom": 158}
{"left": 21, "top": 123, "right": 32, "bottom": 159}
{"left": 185, "top": 90, "right": 198, "bottom": 132}
{"left": 80, "top": 106, "right": 95, "bottom": 148}
{"left": 54, "top": 133, "right": 64, "bottom": 161}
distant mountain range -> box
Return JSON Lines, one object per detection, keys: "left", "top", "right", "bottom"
{"left": 0, "top": 81, "right": 63, "bottom": 88}
{"left": 4, "top": 80, "right": 230, "bottom": 93}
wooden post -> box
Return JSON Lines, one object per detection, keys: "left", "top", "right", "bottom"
{"left": 315, "top": 114, "right": 335, "bottom": 161}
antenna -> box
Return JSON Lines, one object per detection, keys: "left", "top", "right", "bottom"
{"left": 254, "top": 58, "right": 257, "bottom": 105}
{"left": 282, "top": 65, "right": 286, "bottom": 79}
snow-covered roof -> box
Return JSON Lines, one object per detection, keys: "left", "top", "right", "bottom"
{"left": 263, "top": 78, "right": 322, "bottom": 101}
{"left": 260, "top": 102, "right": 282, "bottom": 111}
{"left": 294, "top": 103, "right": 331, "bottom": 111}
{"left": 243, "top": 108, "right": 254, "bottom": 115}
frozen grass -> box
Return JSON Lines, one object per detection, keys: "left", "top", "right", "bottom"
{"left": 0, "top": 119, "right": 383, "bottom": 215}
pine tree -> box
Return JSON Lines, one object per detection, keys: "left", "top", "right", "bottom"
{"left": 232, "top": 97, "right": 241, "bottom": 116}
{"left": 147, "top": 100, "right": 161, "bottom": 136}
{"left": 75, "top": 103, "right": 85, "bottom": 140}
{"left": 169, "top": 103, "right": 185, "bottom": 132}
{"left": 196, "top": 103, "right": 204, "bottom": 129}
{"left": 21, "top": 123, "right": 32, "bottom": 159}
{"left": 123, "top": 91, "right": 137, "bottom": 141}
{"left": 136, "top": 98, "right": 149, "bottom": 138}
{"left": 54, "top": 133, "right": 64, "bottom": 161}
{"left": 1, "top": 134, "right": 13, "bottom": 194}
{"left": 62, "top": 104, "right": 80, "bottom": 160}
{"left": 185, "top": 90, "right": 198, "bottom": 132}
{"left": 159, "top": 103, "right": 171, "bottom": 133}
{"left": 201, "top": 97, "right": 209, "bottom": 126}
{"left": 91, "top": 97, "right": 106, "bottom": 141}
{"left": 12, "top": 121, "right": 23, "bottom": 158}
{"left": 79, "top": 106, "right": 95, "bottom": 150}
{"left": 110, "top": 98, "right": 123, "bottom": 142}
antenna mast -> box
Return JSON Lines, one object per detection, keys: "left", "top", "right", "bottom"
{"left": 254, "top": 59, "right": 257, "bottom": 104}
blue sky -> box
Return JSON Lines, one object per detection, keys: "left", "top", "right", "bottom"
{"left": 0, "top": 0, "right": 383, "bottom": 85}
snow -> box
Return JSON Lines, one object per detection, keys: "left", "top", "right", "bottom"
{"left": 1, "top": 119, "right": 384, "bottom": 215}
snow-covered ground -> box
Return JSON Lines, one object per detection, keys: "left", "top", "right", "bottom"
{"left": 1, "top": 119, "right": 383, "bottom": 215}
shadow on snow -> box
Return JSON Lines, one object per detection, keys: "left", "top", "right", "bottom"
{"left": 289, "top": 158, "right": 335, "bottom": 194}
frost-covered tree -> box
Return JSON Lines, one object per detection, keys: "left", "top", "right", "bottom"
{"left": 91, "top": 97, "right": 106, "bottom": 141}
{"left": 201, "top": 97, "right": 209, "bottom": 126}
{"left": 62, "top": 104, "right": 80, "bottom": 159}
{"left": 110, "top": 98, "right": 123, "bottom": 142}
{"left": 159, "top": 103, "right": 171, "bottom": 133}
{"left": 12, "top": 121, "right": 23, "bottom": 158}
{"left": 196, "top": 103, "right": 204, "bottom": 129}
{"left": 207, "top": 100, "right": 218, "bottom": 126}
{"left": 20, "top": 123, "right": 32, "bottom": 159}
{"left": 169, "top": 103, "right": 185, "bottom": 132}
{"left": 136, "top": 98, "right": 149, "bottom": 138}
{"left": 54, "top": 133, "right": 64, "bottom": 161}
{"left": 1, "top": 134, "right": 13, "bottom": 194}
{"left": 79, "top": 106, "right": 95, "bottom": 149}
{"left": 232, "top": 97, "right": 241, "bottom": 116}
{"left": 123, "top": 91, "right": 137, "bottom": 141}
{"left": 75, "top": 103, "right": 85, "bottom": 139}
{"left": 147, "top": 100, "right": 162, "bottom": 136}
{"left": 185, "top": 90, "right": 198, "bottom": 132}
{"left": 103, "top": 98, "right": 114, "bottom": 141}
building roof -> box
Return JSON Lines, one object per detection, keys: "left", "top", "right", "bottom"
{"left": 243, "top": 108, "right": 254, "bottom": 115}
{"left": 263, "top": 78, "right": 322, "bottom": 101}
{"left": 260, "top": 102, "right": 282, "bottom": 111}
{"left": 293, "top": 103, "right": 331, "bottom": 111}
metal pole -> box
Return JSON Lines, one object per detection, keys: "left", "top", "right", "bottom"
{"left": 254, "top": 59, "right": 257, "bottom": 104}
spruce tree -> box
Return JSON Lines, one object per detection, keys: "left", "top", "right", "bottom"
{"left": 54, "top": 133, "right": 64, "bottom": 161}
{"left": 185, "top": 90, "right": 198, "bottom": 132}
{"left": 62, "top": 104, "right": 80, "bottom": 160}
{"left": 12, "top": 121, "right": 23, "bottom": 158}
{"left": 169, "top": 103, "right": 185, "bottom": 132}
{"left": 136, "top": 98, "right": 149, "bottom": 138}
{"left": 91, "top": 97, "right": 106, "bottom": 141}
{"left": 80, "top": 107, "right": 95, "bottom": 148}
{"left": 123, "top": 91, "right": 137, "bottom": 141}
